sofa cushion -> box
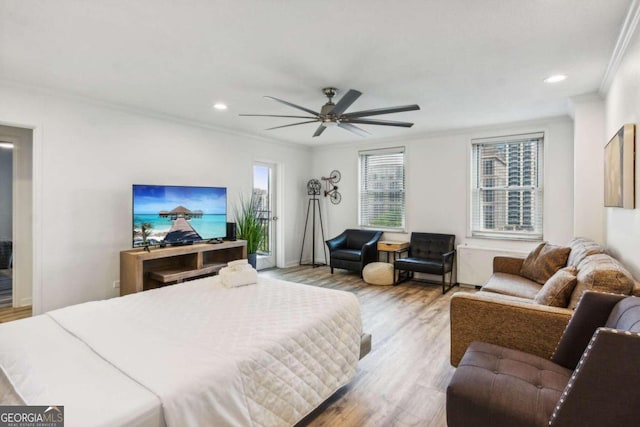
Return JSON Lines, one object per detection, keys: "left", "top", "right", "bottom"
{"left": 395, "top": 257, "right": 445, "bottom": 275}
{"left": 566, "top": 237, "right": 606, "bottom": 268}
{"left": 475, "top": 290, "right": 536, "bottom": 305}
{"left": 534, "top": 266, "right": 578, "bottom": 307}
{"left": 482, "top": 272, "right": 542, "bottom": 299}
{"left": 447, "top": 341, "right": 572, "bottom": 427}
{"left": 568, "top": 254, "right": 636, "bottom": 309}
{"left": 330, "top": 248, "right": 362, "bottom": 261}
{"left": 520, "top": 242, "right": 570, "bottom": 285}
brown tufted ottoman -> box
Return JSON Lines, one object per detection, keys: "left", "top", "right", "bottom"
{"left": 446, "top": 341, "right": 572, "bottom": 427}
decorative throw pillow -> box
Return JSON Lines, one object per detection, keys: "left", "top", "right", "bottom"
{"left": 566, "top": 237, "right": 606, "bottom": 268}
{"left": 568, "top": 254, "right": 635, "bottom": 309}
{"left": 520, "top": 242, "right": 571, "bottom": 285}
{"left": 534, "top": 266, "right": 578, "bottom": 307}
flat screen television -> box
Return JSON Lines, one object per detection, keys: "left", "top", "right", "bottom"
{"left": 132, "top": 184, "right": 227, "bottom": 247}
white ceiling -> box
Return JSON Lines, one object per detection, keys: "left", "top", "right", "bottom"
{"left": 0, "top": 0, "right": 633, "bottom": 144}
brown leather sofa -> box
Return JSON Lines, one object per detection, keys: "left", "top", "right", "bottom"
{"left": 447, "top": 291, "right": 640, "bottom": 426}
{"left": 450, "top": 237, "right": 640, "bottom": 366}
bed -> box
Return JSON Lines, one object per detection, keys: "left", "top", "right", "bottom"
{"left": 0, "top": 275, "right": 364, "bottom": 427}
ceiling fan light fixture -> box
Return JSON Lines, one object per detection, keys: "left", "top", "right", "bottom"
{"left": 213, "top": 103, "right": 228, "bottom": 110}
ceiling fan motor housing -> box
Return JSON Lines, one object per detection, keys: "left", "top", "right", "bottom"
{"left": 321, "top": 103, "right": 336, "bottom": 118}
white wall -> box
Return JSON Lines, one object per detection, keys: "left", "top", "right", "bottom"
{"left": 604, "top": 26, "right": 640, "bottom": 279}
{"left": 0, "top": 83, "right": 311, "bottom": 313}
{"left": 311, "top": 117, "right": 575, "bottom": 260}
{"left": 0, "top": 148, "right": 11, "bottom": 239}
{"left": 570, "top": 94, "right": 605, "bottom": 243}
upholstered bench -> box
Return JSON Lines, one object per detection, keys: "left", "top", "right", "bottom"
{"left": 362, "top": 262, "right": 394, "bottom": 286}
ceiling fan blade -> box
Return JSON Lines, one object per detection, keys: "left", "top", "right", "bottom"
{"left": 342, "top": 104, "right": 420, "bottom": 118}
{"left": 346, "top": 118, "right": 414, "bottom": 128}
{"left": 337, "top": 122, "right": 370, "bottom": 137}
{"left": 264, "top": 96, "right": 321, "bottom": 117}
{"left": 330, "top": 89, "right": 362, "bottom": 116}
{"left": 313, "top": 124, "right": 327, "bottom": 137}
{"left": 265, "top": 120, "right": 318, "bottom": 131}
{"left": 239, "top": 114, "right": 317, "bottom": 119}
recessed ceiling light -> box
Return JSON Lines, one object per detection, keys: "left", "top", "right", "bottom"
{"left": 544, "top": 74, "right": 567, "bottom": 83}
{"left": 213, "top": 103, "right": 228, "bottom": 110}
{"left": 0, "top": 142, "right": 14, "bottom": 149}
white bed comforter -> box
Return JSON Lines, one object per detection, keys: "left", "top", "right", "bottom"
{"left": 8, "top": 276, "right": 362, "bottom": 427}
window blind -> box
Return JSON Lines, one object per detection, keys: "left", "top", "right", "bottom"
{"left": 359, "top": 147, "right": 405, "bottom": 230}
{"left": 471, "top": 133, "right": 544, "bottom": 240}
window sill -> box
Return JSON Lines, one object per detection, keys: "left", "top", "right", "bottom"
{"left": 470, "top": 232, "right": 543, "bottom": 242}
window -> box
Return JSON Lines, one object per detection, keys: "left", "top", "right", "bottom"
{"left": 471, "top": 133, "right": 543, "bottom": 240}
{"left": 483, "top": 159, "right": 494, "bottom": 176}
{"left": 359, "top": 147, "right": 405, "bottom": 230}
{"left": 483, "top": 178, "right": 495, "bottom": 202}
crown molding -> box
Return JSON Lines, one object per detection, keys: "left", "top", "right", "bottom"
{"left": 599, "top": 0, "right": 640, "bottom": 95}
{"left": 0, "top": 79, "right": 312, "bottom": 152}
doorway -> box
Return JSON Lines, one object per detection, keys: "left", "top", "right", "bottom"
{"left": 0, "top": 125, "right": 33, "bottom": 310}
{"left": 0, "top": 143, "right": 13, "bottom": 308}
{"left": 253, "top": 162, "right": 277, "bottom": 269}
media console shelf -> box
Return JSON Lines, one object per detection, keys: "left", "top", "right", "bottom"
{"left": 120, "top": 240, "right": 247, "bottom": 296}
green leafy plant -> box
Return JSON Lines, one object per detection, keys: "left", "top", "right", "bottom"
{"left": 234, "top": 194, "right": 264, "bottom": 254}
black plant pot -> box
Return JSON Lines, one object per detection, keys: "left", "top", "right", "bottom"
{"left": 247, "top": 253, "right": 257, "bottom": 269}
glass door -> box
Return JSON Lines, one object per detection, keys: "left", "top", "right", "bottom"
{"left": 253, "top": 162, "right": 276, "bottom": 269}
{"left": 0, "top": 143, "right": 13, "bottom": 308}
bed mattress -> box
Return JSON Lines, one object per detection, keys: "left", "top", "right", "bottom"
{"left": 0, "top": 275, "right": 362, "bottom": 427}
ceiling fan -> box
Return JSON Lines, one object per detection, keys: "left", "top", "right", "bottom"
{"left": 240, "top": 87, "right": 420, "bottom": 137}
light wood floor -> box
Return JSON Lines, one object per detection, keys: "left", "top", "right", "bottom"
{"left": 0, "top": 305, "right": 31, "bottom": 323}
{"left": 262, "top": 265, "right": 470, "bottom": 427}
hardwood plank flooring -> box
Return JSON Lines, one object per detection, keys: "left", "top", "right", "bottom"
{"left": 262, "top": 265, "right": 472, "bottom": 427}
{"left": 0, "top": 305, "right": 31, "bottom": 323}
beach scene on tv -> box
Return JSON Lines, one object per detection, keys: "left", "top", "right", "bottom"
{"left": 133, "top": 185, "right": 227, "bottom": 247}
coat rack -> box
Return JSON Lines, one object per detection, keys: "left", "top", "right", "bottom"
{"left": 299, "top": 179, "right": 327, "bottom": 267}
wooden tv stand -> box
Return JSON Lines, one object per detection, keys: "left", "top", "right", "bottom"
{"left": 119, "top": 240, "right": 247, "bottom": 296}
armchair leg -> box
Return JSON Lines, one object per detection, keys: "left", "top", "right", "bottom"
{"left": 330, "top": 267, "right": 334, "bottom": 274}
{"left": 442, "top": 271, "right": 456, "bottom": 294}
{"left": 394, "top": 268, "right": 408, "bottom": 285}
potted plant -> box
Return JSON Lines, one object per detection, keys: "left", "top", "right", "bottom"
{"left": 233, "top": 193, "right": 264, "bottom": 269}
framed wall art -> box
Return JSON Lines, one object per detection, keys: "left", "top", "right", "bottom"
{"left": 604, "top": 123, "right": 636, "bottom": 209}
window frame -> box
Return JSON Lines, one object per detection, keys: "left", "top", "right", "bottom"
{"left": 469, "top": 132, "right": 544, "bottom": 241}
{"left": 358, "top": 146, "right": 406, "bottom": 232}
